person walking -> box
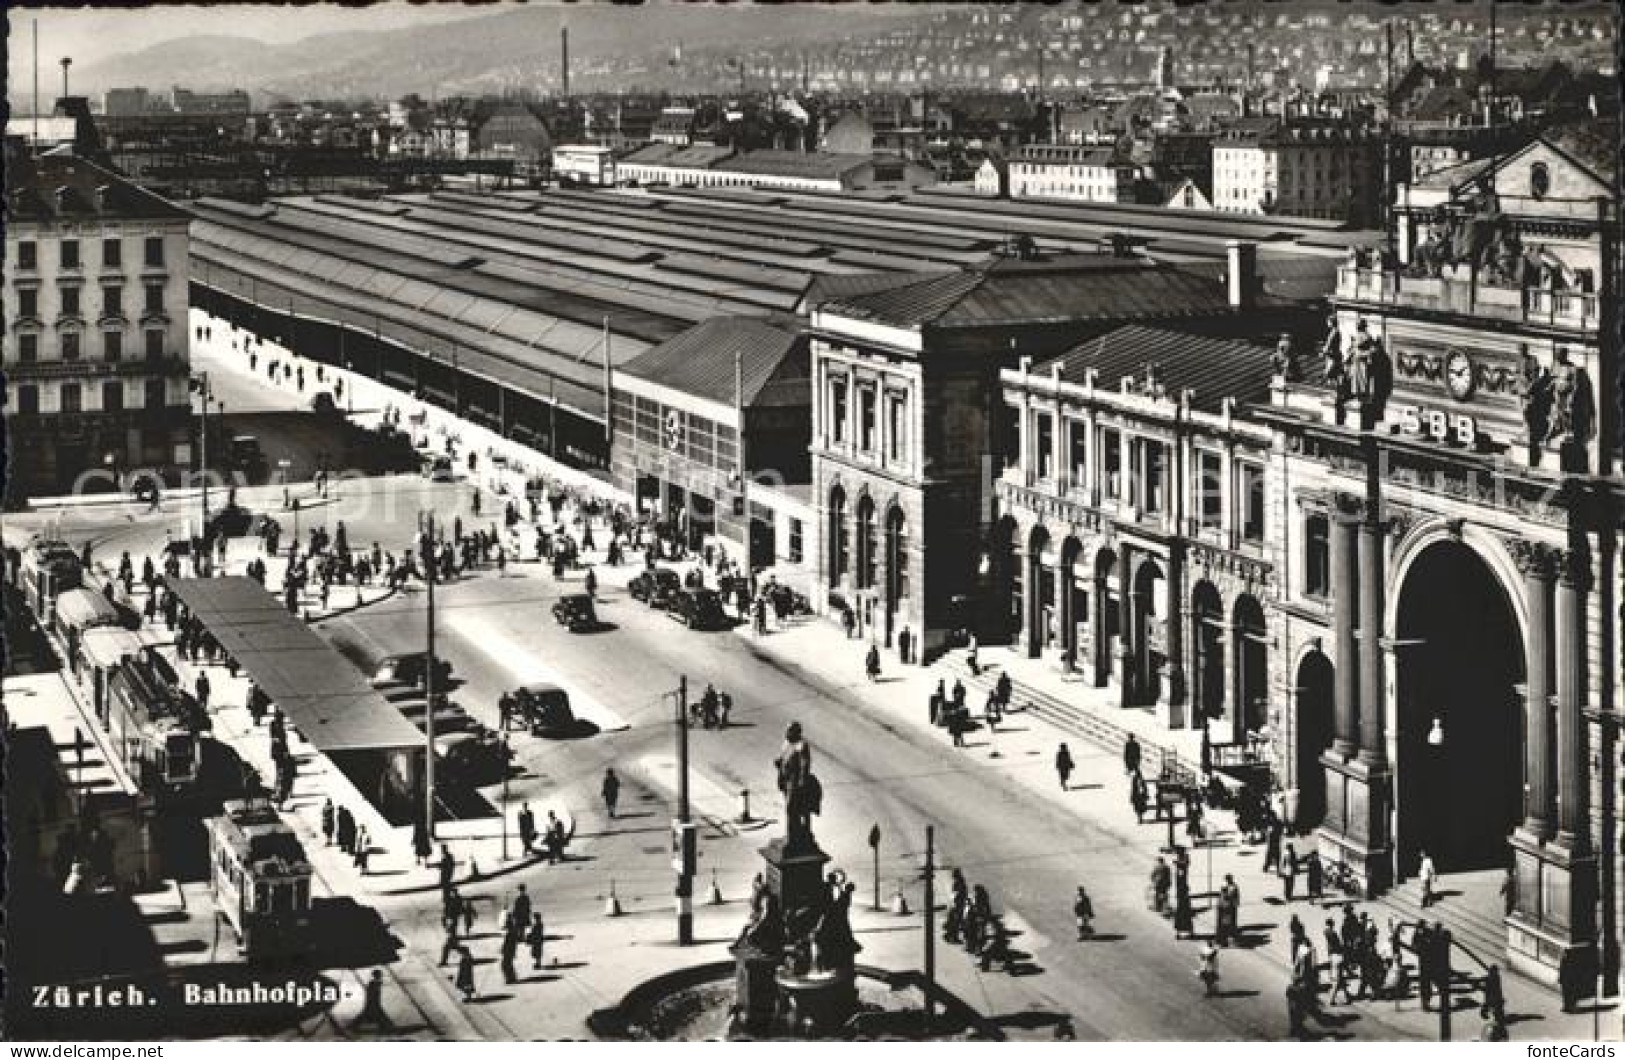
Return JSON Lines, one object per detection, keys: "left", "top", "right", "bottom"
{"left": 455, "top": 946, "right": 476, "bottom": 1002}
{"left": 1415, "top": 921, "right": 1436, "bottom": 1011}
{"left": 1173, "top": 873, "right": 1195, "bottom": 939}
{"left": 527, "top": 912, "right": 546, "bottom": 970}
{"left": 1054, "top": 743, "right": 1075, "bottom": 791}
{"left": 949, "top": 709, "right": 966, "bottom": 749}
{"left": 438, "top": 844, "right": 456, "bottom": 893}
{"left": 413, "top": 816, "right": 431, "bottom": 868}
{"left": 897, "top": 625, "right": 912, "bottom": 665}
{"left": 354, "top": 827, "right": 371, "bottom": 875}
{"left": 1073, "top": 885, "right": 1094, "bottom": 940}
{"left": 865, "top": 643, "right": 881, "bottom": 682}
{"left": 352, "top": 969, "right": 393, "bottom": 1033}
{"left": 439, "top": 919, "right": 461, "bottom": 966}
{"left": 1217, "top": 875, "right": 1240, "bottom": 946}
{"left": 518, "top": 803, "right": 537, "bottom": 854}
{"left": 602, "top": 768, "right": 621, "bottom": 820}
{"left": 1482, "top": 964, "right": 1506, "bottom": 1025}
{"left": 929, "top": 682, "right": 944, "bottom": 727}
{"left": 1264, "top": 816, "right": 1283, "bottom": 874}
{"left": 1305, "top": 851, "right": 1324, "bottom": 902}
{"left": 511, "top": 884, "right": 532, "bottom": 930}
{"left": 1131, "top": 770, "right": 1150, "bottom": 822}
{"left": 1280, "top": 843, "right": 1298, "bottom": 903}
{"left": 195, "top": 671, "right": 212, "bottom": 711}
{"left": 500, "top": 929, "right": 519, "bottom": 984}
{"left": 1150, "top": 857, "right": 1172, "bottom": 915}
{"left": 1198, "top": 941, "right": 1220, "bottom": 997}
{"left": 337, "top": 806, "right": 356, "bottom": 856}
{"left": 321, "top": 798, "right": 336, "bottom": 847}
{"left": 1122, "top": 733, "right": 1142, "bottom": 777}
{"left": 965, "top": 633, "right": 980, "bottom": 675}
{"left": 1419, "top": 850, "right": 1439, "bottom": 908}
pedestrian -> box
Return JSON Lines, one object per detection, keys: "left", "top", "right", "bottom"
{"left": 1280, "top": 843, "right": 1297, "bottom": 902}
{"left": 865, "top": 643, "right": 881, "bottom": 682}
{"left": 897, "top": 625, "right": 912, "bottom": 665}
{"left": 951, "top": 678, "right": 966, "bottom": 712}
{"left": 337, "top": 805, "right": 356, "bottom": 856}
{"left": 1217, "top": 874, "right": 1240, "bottom": 946}
{"left": 1419, "top": 850, "right": 1438, "bottom": 908}
{"left": 321, "top": 798, "right": 336, "bottom": 846}
{"left": 1055, "top": 743, "right": 1075, "bottom": 791}
{"left": 518, "top": 803, "right": 537, "bottom": 853}
{"left": 500, "top": 930, "right": 519, "bottom": 984}
{"left": 1173, "top": 874, "right": 1195, "bottom": 939}
{"left": 1416, "top": 921, "right": 1436, "bottom": 1011}
{"left": 994, "top": 671, "right": 1012, "bottom": 710}
{"left": 1483, "top": 963, "right": 1506, "bottom": 1024}
{"left": 439, "top": 920, "right": 460, "bottom": 966}
{"left": 462, "top": 895, "right": 476, "bottom": 936}
{"left": 1130, "top": 770, "right": 1150, "bottom": 821}
{"left": 527, "top": 912, "right": 546, "bottom": 969}
{"left": 1305, "top": 851, "right": 1323, "bottom": 902}
{"left": 1198, "top": 940, "right": 1221, "bottom": 996}
{"left": 1073, "top": 885, "right": 1094, "bottom": 939}
{"left": 1122, "top": 733, "right": 1141, "bottom": 777}
{"left": 1150, "top": 857, "right": 1172, "bottom": 915}
{"left": 584, "top": 567, "right": 597, "bottom": 599}
{"left": 929, "top": 683, "right": 944, "bottom": 727}
{"left": 455, "top": 946, "right": 476, "bottom": 1002}
{"left": 966, "top": 633, "right": 980, "bottom": 675}
{"left": 352, "top": 969, "right": 392, "bottom": 1032}
{"left": 1264, "top": 816, "right": 1282, "bottom": 874}
{"left": 195, "top": 671, "right": 212, "bottom": 710}
{"left": 353, "top": 825, "right": 370, "bottom": 872}
{"left": 438, "top": 844, "right": 456, "bottom": 892}
{"left": 412, "top": 816, "right": 431, "bottom": 867}
{"left": 950, "top": 710, "right": 966, "bottom": 749}
{"left": 842, "top": 607, "right": 856, "bottom": 640}
{"left": 602, "top": 769, "right": 621, "bottom": 820}
{"left": 1500, "top": 867, "right": 1517, "bottom": 918}
{"left": 511, "top": 883, "right": 532, "bottom": 930}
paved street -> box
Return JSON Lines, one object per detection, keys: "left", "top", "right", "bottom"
{"left": 8, "top": 314, "right": 1601, "bottom": 1041}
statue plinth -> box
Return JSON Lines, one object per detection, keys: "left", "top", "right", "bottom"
{"left": 774, "top": 967, "right": 858, "bottom": 1037}
{"left": 761, "top": 837, "right": 830, "bottom": 924}
{"left": 729, "top": 940, "right": 781, "bottom": 1036}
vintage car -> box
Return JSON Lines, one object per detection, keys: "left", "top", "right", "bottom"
{"left": 511, "top": 682, "right": 577, "bottom": 737}
{"left": 628, "top": 568, "right": 682, "bottom": 608}
{"left": 668, "top": 588, "right": 728, "bottom": 630}
{"left": 370, "top": 651, "right": 454, "bottom": 690}
{"left": 551, "top": 594, "right": 599, "bottom": 632}
{"left": 434, "top": 728, "right": 509, "bottom": 785}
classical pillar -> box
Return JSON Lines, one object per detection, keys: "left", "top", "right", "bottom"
{"left": 1330, "top": 500, "right": 1360, "bottom": 757}
{"left": 1118, "top": 540, "right": 1135, "bottom": 707}
{"left": 1556, "top": 545, "right": 1591, "bottom": 850}
{"left": 1093, "top": 571, "right": 1111, "bottom": 688}
{"left": 1163, "top": 543, "right": 1186, "bottom": 717}
{"left": 1516, "top": 542, "right": 1557, "bottom": 839}
{"left": 1356, "top": 517, "right": 1387, "bottom": 766}
{"left": 1056, "top": 551, "right": 1075, "bottom": 671}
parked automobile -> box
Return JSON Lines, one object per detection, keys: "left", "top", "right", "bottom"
{"left": 551, "top": 594, "right": 599, "bottom": 632}
{"left": 512, "top": 683, "right": 577, "bottom": 737}
{"left": 434, "top": 729, "right": 509, "bottom": 784}
{"left": 422, "top": 454, "right": 455, "bottom": 482}
{"left": 370, "top": 652, "right": 453, "bottom": 690}
{"left": 669, "top": 588, "right": 728, "bottom": 630}
{"left": 398, "top": 700, "right": 477, "bottom": 734}
{"left": 207, "top": 503, "right": 254, "bottom": 540}
{"left": 230, "top": 435, "right": 268, "bottom": 483}
{"left": 629, "top": 568, "right": 682, "bottom": 608}
{"left": 311, "top": 390, "right": 340, "bottom": 416}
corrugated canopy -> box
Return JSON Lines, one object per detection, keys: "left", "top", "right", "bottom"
{"left": 56, "top": 589, "right": 122, "bottom": 631}
{"left": 166, "top": 578, "right": 425, "bottom": 754}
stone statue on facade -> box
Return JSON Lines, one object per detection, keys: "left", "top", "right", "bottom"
{"left": 1272, "top": 333, "right": 1300, "bottom": 383}
{"left": 1320, "top": 314, "right": 1346, "bottom": 395}
{"left": 1545, "top": 349, "right": 1596, "bottom": 471}
{"left": 1519, "top": 348, "right": 1554, "bottom": 464}
{"left": 811, "top": 872, "right": 861, "bottom": 976}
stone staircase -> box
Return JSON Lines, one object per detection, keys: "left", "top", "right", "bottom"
{"left": 1372, "top": 876, "right": 1509, "bottom": 980}
{"left": 937, "top": 655, "right": 1201, "bottom": 783}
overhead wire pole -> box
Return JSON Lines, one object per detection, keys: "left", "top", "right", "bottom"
{"left": 421, "top": 511, "right": 438, "bottom": 841}
{"left": 675, "top": 675, "right": 694, "bottom": 944}
{"left": 923, "top": 824, "right": 936, "bottom": 1035}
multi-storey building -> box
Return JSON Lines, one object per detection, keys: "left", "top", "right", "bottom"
{"left": 1212, "top": 119, "right": 1381, "bottom": 224}
{"left": 1008, "top": 144, "right": 1137, "bottom": 204}
{"left": 2, "top": 142, "right": 193, "bottom": 501}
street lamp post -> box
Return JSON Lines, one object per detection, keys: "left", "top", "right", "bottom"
{"left": 501, "top": 732, "right": 511, "bottom": 862}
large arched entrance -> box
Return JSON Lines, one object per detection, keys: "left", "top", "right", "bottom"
{"left": 855, "top": 495, "right": 877, "bottom": 592}
{"left": 1191, "top": 581, "right": 1226, "bottom": 726}
{"left": 1294, "top": 650, "right": 1335, "bottom": 831}
{"left": 1092, "top": 548, "right": 1118, "bottom": 687}
{"left": 1395, "top": 539, "right": 1524, "bottom": 875}
{"left": 1058, "top": 537, "right": 1084, "bottom": 670}
{"left": 883, "top": 506, "right": 906, "bottom": 643}
{"left": 826, "top": 486, "right": 847, "bottom": 590}
{"left": 1131, "top": 558, "right": 1165, "bottom": 705}
{"left": 1233, "top": 594, "right": 1268, "bottom": 739}
{"left": 1025, "top": 525, "right": 1052, "bottom": 657}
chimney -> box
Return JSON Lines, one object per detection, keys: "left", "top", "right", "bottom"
{"left": 53, "top": 186, "right": 70, "bottom": 215}
{"left": 1226, "top": 239, "right": 1257, "bottom": 309}
{"left": 561, "top": 27, "right": 570, "bottom": 99}
{"left": 94, "top": 184, "right": 110, "bottom": 212}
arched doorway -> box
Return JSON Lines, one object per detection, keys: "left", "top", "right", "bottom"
{"left": 1092, "top": 548, "right": 1118, "bottom": 687}
{"left": 1132, "top": 558, "right": 1165, "bottom": 705}
{"left": 1395, "top": 540, "right": 1524, "bottom": 875}
{"left": 1026, "top": 525, "right": 1052, "bottom": 657}
{"left": 884, "top": 506, "right": 906, "bottom": 643}
{"left": 855, "top": 495, "right": 877, "bottom": 592}
{"left": 826, "top": 486, "right": 847, "bottom": 590}
{"left": 987, "top": 517, "right": 1021, "bottom": 644}
{"left": 1233, "top": 594, "right": 1268, "bottom": 738}
{"left": 1191, "top": 581, "right": 1225, "bottom": 725}
{"left": 1294, "top": 650, "right": 1335, "bottom": 831}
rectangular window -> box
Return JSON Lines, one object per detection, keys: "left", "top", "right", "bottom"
{"left": 1142, "top": 440, "right": 1165, "bottom": 516}
{"left": 789, "top": 519, "right": 804, "bottom": 564}
{"left": 1100, "top": 428, "right": 1122, "bottom": 500}
{"left": 103, "top": 238, "right": 122, "bottom": 269}
{"left": 1240, "top": 463, "right": 1266, "bottom": 543}
{"left": 60, "top": 240, "right": 80, "bottom": 269}
{"left": 851, "top": 388, "right": 877, "bottom": 455}
{"left": 145, "top": 378, "right": 166, "bottom": 409}
{"left": 102, "top": 380, "right": 124, "bottom": 412}
{"left": 19, "top": 288, "right": 37, "bottom": 318}
{"left": 1069, "top": 421, "right": 1088, "bottom": 488}
{"left": 103, "top": 285, "right": 122, "bottom": 316}
{"left": 1035, "top": 412, "right": 1054, "bottom": 480}
{"left": 144, "top": 284, "right": 164, "bottom": 315}
{"left": 61, "top": 383, "right": 82, "bottom": 413}
{"left": 17, "top": 384, "right": 40, "bottom": 414}
{"left": 104, "top": 331, "right": 122, "bottom": 362}
{"left": 62, "top": 332, "right": 81, "bottom": 361}
{"left": 18, "top": 241, "right": 37, "bottom": 270}
{"left": 144, "top": 236, "right": 164, "bottom": 267}
{"left": 60, "top": 287, "right": 80, "bottom": 317}
{"left": 1198, "top": 451, "right": 1223, "bottom": 529}
{"left": 1304, "top": 514, "right": 1331, "bottom": 599}
{"left": 145, "top": 330, "right": 164, "bottom": 361}
{"left": 830, "top": 380, "right": 848, "bottom": 444}
{"left": 19, "top": 333, "right": 39, "bottom": 363}
{"left": 886, "top": 393, "right": 906, "bottom": 462}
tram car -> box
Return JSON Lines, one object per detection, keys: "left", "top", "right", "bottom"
{"left": 105, "top": 650, "right": 206, "bottom": 797}
{"left": 207, "top": 798, "right": 313, "bottom": 961}
{"left": 18, "top": 539, "right": 83, "bottom": 623}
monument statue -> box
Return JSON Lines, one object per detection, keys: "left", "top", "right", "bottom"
{"left": 1519, "top": 349, "right": 1554, "bottom": 464}
{"left": 1272, "top": 333, "right": 1300, "bottom": 383}
{"left": 812, "top": 871, "right": 862, "bottom": 976}
{"left": 1320, "top": 314, "right": 1346, "bottom": 396}
{"left": 776, "top": 721, "right": 823, "bottom": 849}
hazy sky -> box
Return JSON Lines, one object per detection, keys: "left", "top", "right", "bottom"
{"left": 8, "top": 2, "right": 503, "bottom": 79}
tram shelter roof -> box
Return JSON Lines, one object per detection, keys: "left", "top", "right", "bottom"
{"left": 165, "top": 577, "right": 424, "bottom": 754}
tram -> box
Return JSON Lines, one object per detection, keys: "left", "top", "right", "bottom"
{"left": 17, "top": 539, "right": 83, "bottom": 622}
{"left": 207, "top": 798, "right": 313, "bottom": 961}
{"left": 105, "top": 650, "right": 205, "bottom": 796}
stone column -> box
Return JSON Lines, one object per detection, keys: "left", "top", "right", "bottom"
{"left": 1056, "top": 551, "right": 1075, "bottom": 671}
{"left": 1163, "top": 543, "right": 1186, "bottom": 719}
{"left": 1356, "top": 516, "right": 1387, "bottom": 766}
{"left": 1118, "top": 540, "right": 1135, "bottom": 707}
{"left": 1556, "top": 545, "right": 1591, "bottom": 850}
{"left": 1330, "top": 499, "right": 1360, "bottom": 757}
{"left": 1516, "top": 542, "right": 1557, "bottom": 839}
{"left": 1093, "top": 571, "right": 1111, "bottom": 688}
{"left": 1022, "top": 546, "right": 1043, "bottom": 659}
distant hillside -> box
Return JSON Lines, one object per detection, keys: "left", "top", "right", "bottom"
{"left": 70, "top": 4, "right": 923, "bottom": 102}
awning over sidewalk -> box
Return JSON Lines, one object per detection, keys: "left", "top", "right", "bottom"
{"left": 79, "top": 627, "right": 157, "bottom": 669}
{"left": 165, "top": 577, "right": 425, "bottom": 754}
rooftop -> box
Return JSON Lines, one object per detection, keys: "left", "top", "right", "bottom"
{"left": 2, "top": 146, "right": 191, "bottom": 224}
{"left": 1033, "top": 323, "right": 1278, "bottom": 412}
{"left": 620, "top": 315, "right": 809, "bottom": 411}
